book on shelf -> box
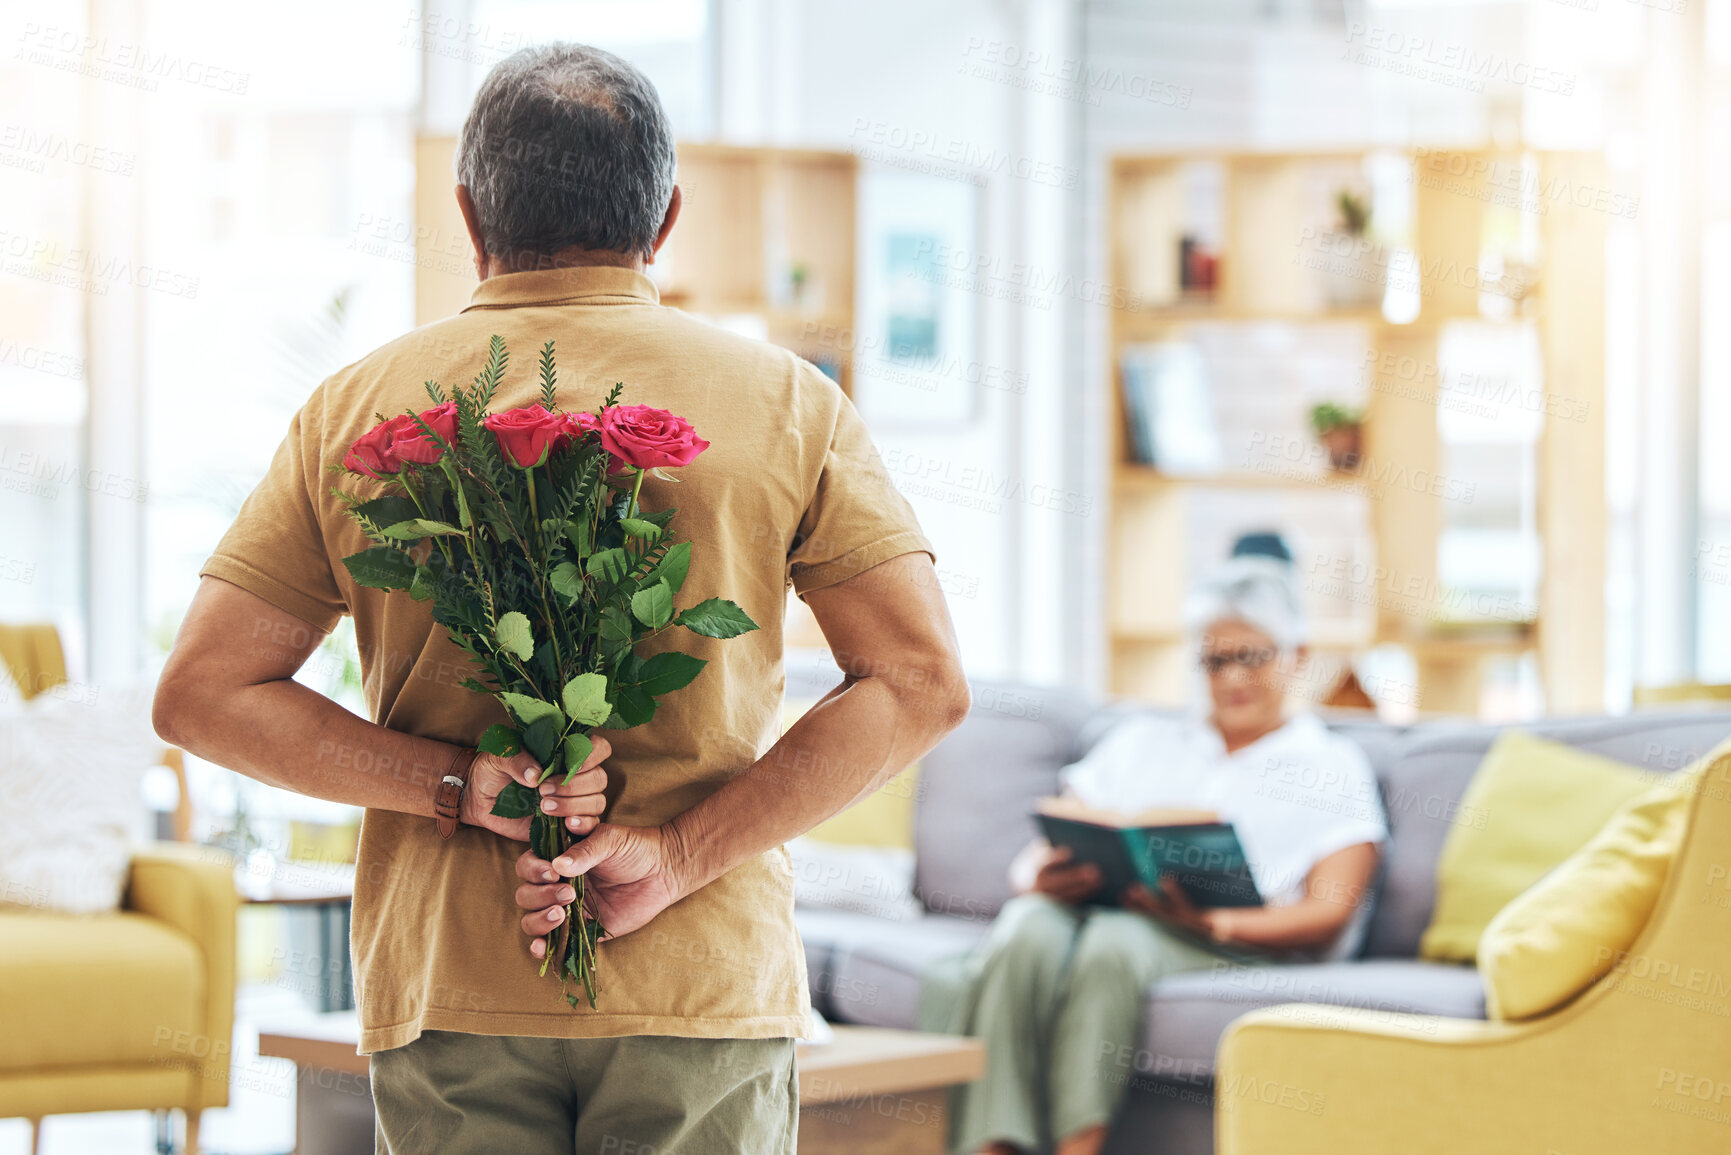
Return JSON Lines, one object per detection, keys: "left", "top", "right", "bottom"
{"left": 1118, "top": 342, "right": 1220, "bottom": 474}
{"left": 1032, "top": 794, "right": 1263, "bottom": 909}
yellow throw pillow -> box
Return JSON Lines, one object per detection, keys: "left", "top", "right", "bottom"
{"left": 1419, "top": 730, "right": 1654, "bottom": 962}
{"left": 780, "top": 694, "right": 924, "bottom": 919}
{"left": 780, "top": 695, "right": 919, "bottom": 850}
{"left": 1478, "top": 764, "right": 1699, "bottom": 1020}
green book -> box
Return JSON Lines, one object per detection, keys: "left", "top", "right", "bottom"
{"left": 1033, "top": 798, "right": 1263, "bottom": 909}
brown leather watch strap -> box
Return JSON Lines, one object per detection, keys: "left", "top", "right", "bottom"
{"left": 435, "top": 746, "right": 480, "bottom": 839}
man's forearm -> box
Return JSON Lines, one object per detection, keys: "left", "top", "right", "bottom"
{"left": 663, "top": 666, "right": 967, "bottom": 898}
{"left": 158, "top": 676, "right": 459, "bottom": 818}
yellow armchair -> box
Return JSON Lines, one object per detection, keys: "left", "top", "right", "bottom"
{"left": 1216, "top": 745, "right": 1731, "bottom": 1154}
{"left": 0, "top": 843, "right": 239, "bottom": 1152}
{"left": 0, "top": 622, "right": 236, "bottom": 1152}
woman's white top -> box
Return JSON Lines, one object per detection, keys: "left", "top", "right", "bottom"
{"left": 1058, "top": 710, "right": 1389, "bottom": 962}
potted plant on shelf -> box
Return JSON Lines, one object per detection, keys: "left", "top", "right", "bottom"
{"left": 1310, "top": 401, "right": 1364, "bottom": 473}
{"left": 1313, "top": 189, "right": 1386, "bottom": 310}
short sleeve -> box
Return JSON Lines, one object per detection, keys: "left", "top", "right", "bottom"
{"left": 786, "top": 362, "right": 935, "bottom": 596}
{"left": 197, "top": 392, "right": 347, "bottom": 633}
{"left": 1057, "top": 714, "right": 1194, "bottom": 810}
{"left": 1299, "top": 737, "right": 1389, "bottom": 863}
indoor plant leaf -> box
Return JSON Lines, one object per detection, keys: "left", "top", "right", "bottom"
{"left": 619, "top": 518, "right": 662, "bottom": 541}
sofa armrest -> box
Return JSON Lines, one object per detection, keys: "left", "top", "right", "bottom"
{"left": 1217, "top": 743, "right": 1731, "bottom": 1155}
{"left": 125, "top": 842, "right": 239, "bottom": 1111}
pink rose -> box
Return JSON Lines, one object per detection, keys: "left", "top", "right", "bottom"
{"left": 597, "top": 405, "right": 709, "bottom": 471}
{"left": 484, "top": 404, "right": 571, "bottom": 468}
{"left": 566, "top": 410, "right": 630, "bottom": 475}
{"left": 395, "top": 401, "right": 459, "bottom": 465}
{"left": 343, "top": 414, "right": 418, "bottom": 479}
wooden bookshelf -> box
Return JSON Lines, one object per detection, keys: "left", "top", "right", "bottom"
{"left": 1105, "top": 148, "right": 1610, "bottom": 716}
{"left": 651, "top": 143, "right": 858, "bottom": 398}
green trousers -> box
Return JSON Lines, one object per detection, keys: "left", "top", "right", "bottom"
{"left": 916, "top": 893, "right": 1269, "bottom": 1153}
{"left": 370, "top": 1029, "right": 798, "bottom": 1155}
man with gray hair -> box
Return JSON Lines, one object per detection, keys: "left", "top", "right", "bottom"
{"left": 156, "top": 42, "right": 970, "bottom": 1154}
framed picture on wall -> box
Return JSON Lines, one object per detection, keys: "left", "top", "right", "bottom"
{"left": 853, "top": 169, "right": 982, "bottom": 427}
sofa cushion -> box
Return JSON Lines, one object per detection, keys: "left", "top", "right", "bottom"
{"left": 910, "top": 682, "right": 1102, "bottom": 922}
{"left": 1361, "top": 711, "right": 1731, "bottom": 959}
{"left": 1480, "top": 759, "right": 1702, "bottom": 1021}
{"left": 0, "top": 910, "right": 202, "bottom": 1071}
{"left": 1141, "top": 958, "right": 1487, "bottom": 1080}
{"left": 796, "top": 907, "right": 989, "bottom": 1029}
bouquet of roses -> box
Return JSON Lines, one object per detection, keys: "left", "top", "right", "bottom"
{"left": 326, "top": 334, "right": 757, "bottom": 1008}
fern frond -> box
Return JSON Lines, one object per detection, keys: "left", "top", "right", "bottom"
{"left": 475, "top": 333, "right": 508, "bottom": 407}
{"left": 538, "top": 340, "right": 558, "bottom": 410}
{"left": 424, "top": 379, "right": 445, "bottom": 405}
{"left": 602, "top": 381, "right": 624, "bottom": 408}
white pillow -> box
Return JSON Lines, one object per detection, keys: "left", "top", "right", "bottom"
{"left": 0, "top": 656, "right": 26, "bottom": 719}
{"left": 0, "top": 676, "right": 160, "bottom": 913}
{"left": 787, "top": 836, "right": 922, "bottom": 921}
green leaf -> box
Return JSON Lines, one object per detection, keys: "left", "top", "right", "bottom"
{"left": 341, "top": 546, "right": 416, "bottom": 591}
{"left": 490, "top": 780, "right": 537, "bottom": 820}
{"left": 498, "top": 692, "right": 563, "bottom": 730}
{"left": 613, "top": 684, "right": 657, "bottom": 727}
{"left": 477, "top": 723, "right": 521, "bottom": 757}
{"left": 561, "top": 672, "right": 612, "bottom": 727}
{"left": 630, "top": 580, "right": 674, "bottom": 629}
{"left": 647, "top": 541, "right": 692, "bottom": 594}
{"left": 632, "top": 651, "right": 707, "bottom": 696}
{"left": 673, "top": 598, "right": 760, "bottom": 639}
{"left": 494, "top": 611, "right": 534, "bottom": 662}
{"left": 408, "top": 566, "right": 435, "bottom": 601}
{"left": 550, "top": 561, "right": 583, "bottom": 604}
{"left": 619, "top": 518, "right": 662, "bottom": 541}
{"left": 565, "top": 519, "right": 591, "bottom": 556}
{"left": 586, "top": 548, "right": 630, "bottom": 584}
{"left": 381, "top": 518, "right": 465, "bottom": 539}
{"left": 599, "top": 604, "right": 634, "bottom": 660}
{"left": 562, "top": 732, "right": 595, "bottom": 780}
{"left": 355, "top": 495, "right": 420, "bottom": 529}
{"left": 523, "top": 714, "right": 560, "bottom": 766}
{"left": 453, "top": 477, "right": 473, "bottom": 529}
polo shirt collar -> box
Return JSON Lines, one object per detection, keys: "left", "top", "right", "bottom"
{"left": 461, "top": 264, "right": 661, "bottom": 312}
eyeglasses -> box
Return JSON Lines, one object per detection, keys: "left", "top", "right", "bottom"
{"left": 1199, "top": 646, "right": 1278, "bottom": 676}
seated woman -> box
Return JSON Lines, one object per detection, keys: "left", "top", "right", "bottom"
{"left": 921, "top": 553, "right": 1389, "bottom": 1155}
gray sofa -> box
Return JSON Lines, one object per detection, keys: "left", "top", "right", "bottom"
{"left": 788, "top": 664, "right": 1731, "bottom": 1155}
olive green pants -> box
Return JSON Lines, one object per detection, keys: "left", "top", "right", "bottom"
{"left": 370, "top": 1029, "right": 798, "bottom": 1155}
{"left": 917, "top": 893, "right": 1270, "bottom": 1153}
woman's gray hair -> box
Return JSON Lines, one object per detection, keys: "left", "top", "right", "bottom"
{"left": 1182, "top": 555, "right": 1308, "bottom": 651}
{"left": 456, "top": 43, "right": 677, "bottom": 262}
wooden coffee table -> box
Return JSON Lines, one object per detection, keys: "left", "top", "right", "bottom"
{"left": 258, "top": 1013, "right": 982, "bottom": 1154}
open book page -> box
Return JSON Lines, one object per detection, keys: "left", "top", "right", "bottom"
{"left": 1034, "top": 794, "right": 1218, "bottom": 829}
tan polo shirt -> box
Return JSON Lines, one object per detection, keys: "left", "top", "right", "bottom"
{"left": 198, "top": 265, "right": 934, "bottom": 1053}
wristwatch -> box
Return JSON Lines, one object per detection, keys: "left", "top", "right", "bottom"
{"left": 435, "top": 746, "right": 480, "bottom": 839}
